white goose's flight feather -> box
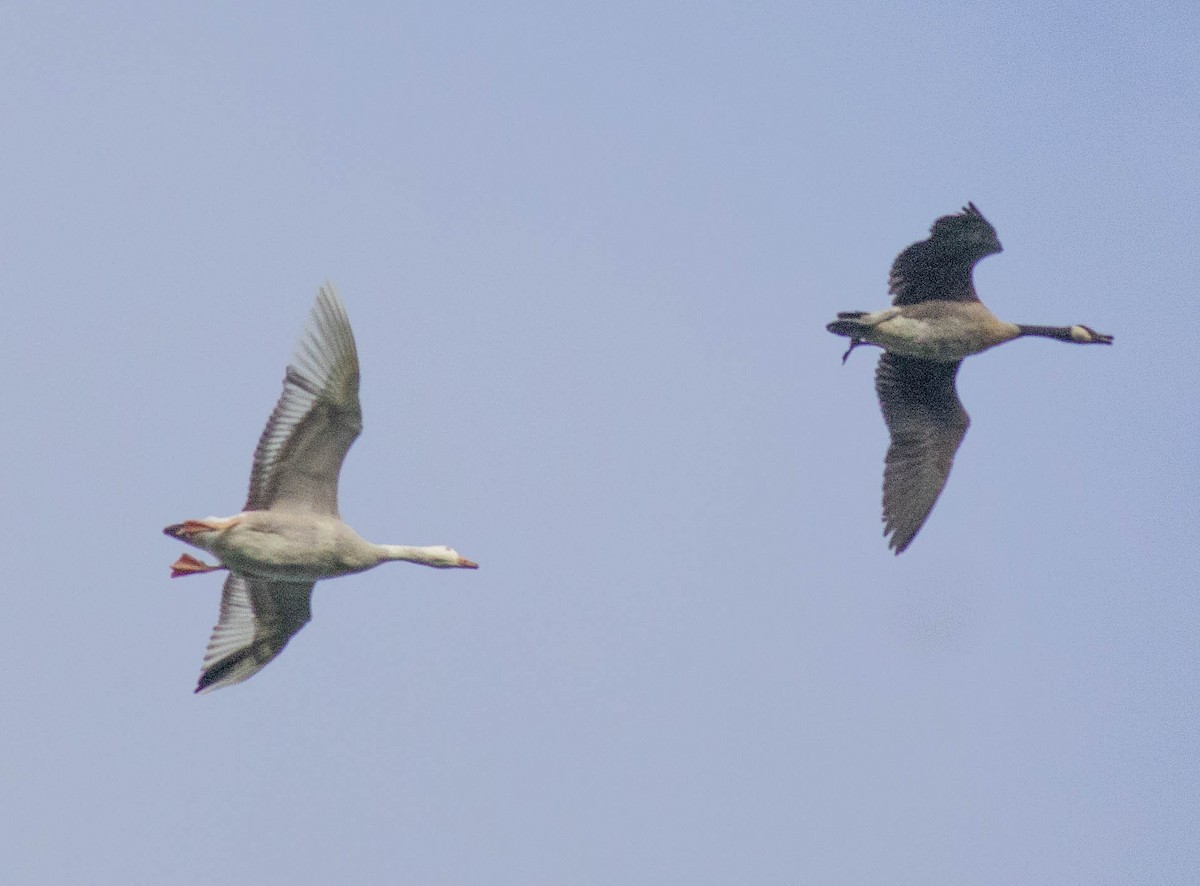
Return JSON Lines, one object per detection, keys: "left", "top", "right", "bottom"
{"left": 197, "top": 573, "right": 314, "bottom": 694}
{"left": 245, "top": 286, "right": 362, "bottom": 516}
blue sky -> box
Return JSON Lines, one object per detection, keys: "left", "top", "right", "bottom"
{"left": 2, "top": 2, "right": 1197, "bottom": 883}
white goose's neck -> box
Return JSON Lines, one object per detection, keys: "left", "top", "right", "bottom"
{"left": 376, "top": 544, "right": 465, "bottom": 568}
{"left": 378, "top": 545, "right": 443, "bottom": 565}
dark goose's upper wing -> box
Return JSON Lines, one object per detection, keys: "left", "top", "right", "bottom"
{"left": 888, "top": 202, "right": 1002, "bottom": 306}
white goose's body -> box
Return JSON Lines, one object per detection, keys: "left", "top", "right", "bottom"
{"left": 166, "top": 285, "right": 477, "bottom": 693}
{"left": 177, "top": 512, "right": 384, "bottom": 581}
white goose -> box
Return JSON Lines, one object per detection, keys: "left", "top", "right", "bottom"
{"left": 166, "top": 285, "right": 478, "bottom": 693}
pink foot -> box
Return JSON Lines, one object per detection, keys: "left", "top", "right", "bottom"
{"left": 170, "top": 553, "right": 226, "bottom": 578}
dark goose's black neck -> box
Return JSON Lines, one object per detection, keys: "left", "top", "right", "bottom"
{"left": 1016, "top": 324, "right": 1073, "bottom": 341}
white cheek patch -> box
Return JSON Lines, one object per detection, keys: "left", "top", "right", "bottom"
{"left": 1069, "top": 325, "right": 1089, "bottom": 342}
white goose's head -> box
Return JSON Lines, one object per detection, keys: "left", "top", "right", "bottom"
{"left": 427, "top": 546, "right": 479, "bottom": 569}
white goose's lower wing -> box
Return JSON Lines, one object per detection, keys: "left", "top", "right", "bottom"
{"left": 196, "top": 573, "right": 315, "bottom": 694}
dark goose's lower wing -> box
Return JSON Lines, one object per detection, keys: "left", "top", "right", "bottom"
{"left": 875, "top": 353, "right": 970, "bottom": 553}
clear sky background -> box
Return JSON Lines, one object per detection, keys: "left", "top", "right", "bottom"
{"left": 2, "top": 3, "right": 1197, "bottom": 884}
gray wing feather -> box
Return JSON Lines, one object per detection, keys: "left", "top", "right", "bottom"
{"left": 245, "top": 284, "right": 363, "bottom": 515}
{"left": 195, "top": 573, "right": 315, "bottom": 693}
{"left": 875, "top": 354, "right": 970, "bottom": 553}
{"left": 888, "top": 203, "right": 998, "bottom": 306}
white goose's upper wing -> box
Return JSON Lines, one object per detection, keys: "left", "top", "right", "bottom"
{"left": 244, "top": 284, "right": 362, "bottom": 516}
{"left": 195, "top": 572, "right": 315, "bottom": 693}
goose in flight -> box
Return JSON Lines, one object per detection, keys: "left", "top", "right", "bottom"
{"left": 826, "top": 203, "right": 1112, "bottom": 553}
{"left": 165, "top": 285, "right": 478, "bottom": 692}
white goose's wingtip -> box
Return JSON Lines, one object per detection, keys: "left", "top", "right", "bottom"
{"left": 459, "top": 557, "right": 479, "bottom": 569}
{"left": 193, "top": 654, "right": 260, "bottom": 694}
{"left": 194, "top": 670, "right": 232, "bottom": 695}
